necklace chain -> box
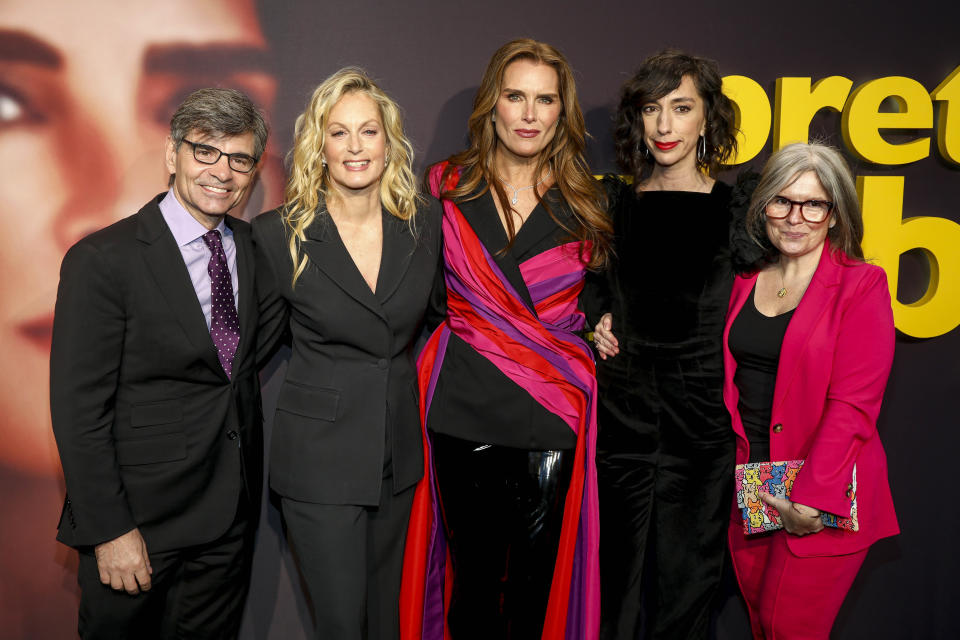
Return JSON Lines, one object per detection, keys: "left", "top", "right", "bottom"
{"left": 499, "top": 171, "right": 551, "bottom": 205}
{"left": 777, "top": 262, "right": 788, "bottom": 298}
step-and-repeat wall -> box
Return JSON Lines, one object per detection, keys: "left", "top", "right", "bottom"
{"left": 1, "top": 0, "right": 956, "bottom": 637}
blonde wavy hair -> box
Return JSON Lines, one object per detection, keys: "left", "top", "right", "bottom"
{"left": 283, "top": 67, "right": 419, "bottom": 285}
{"left": 440, "top": 39, "right": 611, "bottom": 269}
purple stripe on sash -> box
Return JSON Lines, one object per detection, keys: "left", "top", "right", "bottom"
{"left": 565, "top": 519, "right": 586, "bottom": 639}
{"left": 445, "top": 271, "right": 592, "bottom": 383}
{"left": 422, "top": 328, "right": 450, "bottom": 420}
{"left": 421, "top": 329, "right": 451, "bottom": 639}
{"left": 526, "top": 271, "right": 585, "bottom": 304}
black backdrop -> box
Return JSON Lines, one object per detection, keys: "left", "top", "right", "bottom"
{"left": 0, "top": 0, "right": 956, "bottom": 638}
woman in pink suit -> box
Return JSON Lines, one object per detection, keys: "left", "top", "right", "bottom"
{"left": 723, "top": 142, "right": 899, "bottom": 638}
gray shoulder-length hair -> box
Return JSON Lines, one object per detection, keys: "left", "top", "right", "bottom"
{"left": 746, "top": 142, "right": 864, "bottom": 260}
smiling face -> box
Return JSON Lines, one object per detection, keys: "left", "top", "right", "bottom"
{"left": 0, "top": 0, "right": 276, "bottom": 474}
{"left": 640, "top": 74, "right": 706, "bottom": 173}
{"left": 765, "top": 170, "right": 835, "bottom": 260}
{"left": 166, "top": 130, "right": 258, "bottom": 227}
{"left": 493, "top": 59, "right": 562, "bottom": 164}
{"left": 322, "top": 91, "right": 386, "bottom": 198}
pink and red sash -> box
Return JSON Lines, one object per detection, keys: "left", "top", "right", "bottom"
{"left": 400, "top": 163, "right": 600, "bottom": 640}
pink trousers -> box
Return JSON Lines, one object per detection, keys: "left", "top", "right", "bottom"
{"left": 729, "top": 525, "right": 867, "bottom": 639}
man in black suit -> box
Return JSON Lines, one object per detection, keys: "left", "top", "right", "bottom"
{"left": 50, "top": 88, "right": 267, "bottom": 639}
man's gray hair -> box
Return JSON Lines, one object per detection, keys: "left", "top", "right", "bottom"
{"left": 170, "top": 88, "right": 268, "bottom": 159}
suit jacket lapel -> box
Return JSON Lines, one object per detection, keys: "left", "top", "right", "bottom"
{"left": 458, "top": 189, "right": 537, "bottom": 313}
{"left": 137, "top": 199, "right": 225, "bottom": 378}
{"left": 376, "top": 211, "right": 416, "bottom": 305}
{"left": 511, "top": 189, "right": 567, "bottom": 258}
{"left": 772, "top": 243, "right": 842, "bottom": 412}
{"left": 303, "top": 212, "right": 386, "bottom": 322}
{"left": 227, "top": 215, "right": 256, "bottom": 370}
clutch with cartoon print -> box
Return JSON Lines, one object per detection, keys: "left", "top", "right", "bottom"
{"left": 734, "top": 460, "right": 859, "bottom": 534}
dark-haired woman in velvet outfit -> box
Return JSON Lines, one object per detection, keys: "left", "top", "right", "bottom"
{"left": 586, "top": 50, "right": 741, "bottom": 640}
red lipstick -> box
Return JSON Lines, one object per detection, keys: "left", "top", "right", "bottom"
{"left": 654, "top": 141, "right": 680, "bottom": 151}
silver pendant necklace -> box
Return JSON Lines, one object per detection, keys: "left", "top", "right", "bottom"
{"left": 500, "top": 170, "right": 551, "bottom": 205}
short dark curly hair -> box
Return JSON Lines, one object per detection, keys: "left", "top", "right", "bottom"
{"left": 614, "top": 50, "right": 737, "bottom": 180}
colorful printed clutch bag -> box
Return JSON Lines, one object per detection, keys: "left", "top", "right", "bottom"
{"left": 734, "top": 460, "right": 858, "bottom": 534}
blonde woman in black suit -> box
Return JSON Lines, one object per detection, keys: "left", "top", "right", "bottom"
{"left": 253, "top": 68, "right": 440, "bottom": 640}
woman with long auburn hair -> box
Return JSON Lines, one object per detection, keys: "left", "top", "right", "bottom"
{"left": 400, "top": 39, "right": 611, "bottom": 640}
{"left": 253, "top": 67, "right": 441, "bottom": 639}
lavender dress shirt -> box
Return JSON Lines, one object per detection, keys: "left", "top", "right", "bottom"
{"left": 158, "top": 189, "right": 239, "bottom": 329}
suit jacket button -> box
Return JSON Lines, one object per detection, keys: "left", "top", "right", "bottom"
{"left": 227, "top": 430, "right": 239, "bottom": 440}
{"left": 377, "top": 358, "right": 388, "bottom": 369}
{"left": 772, "top": 423, "right": 783, "bottom": 433}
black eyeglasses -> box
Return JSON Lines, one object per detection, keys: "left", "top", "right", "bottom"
{"left": 765, "top": 196, "right": 834, "bottom": 223}
{"left": 182, "top": 139, "right": 259, "bottom": 173}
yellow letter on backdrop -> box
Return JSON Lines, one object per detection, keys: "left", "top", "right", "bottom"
{"left": 722, "top": 75, "right": 771, "bottom": 165}
{"left": 860, "top": 176, "right": 960, "bottom": 338}
{"left": 843, "top": 77, "right": 933, "bottom": 164}
{"left": 931, "top": 65, "right": 960, "bottom": 165}
{"left": 773, "top": 76, "right": 852, "bottom": 149}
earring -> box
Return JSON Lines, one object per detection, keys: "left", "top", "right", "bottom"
{"left": 491, "top": 112, "right": 496, "bottom": 123}
{"left": 321, "top": 157, "right": 327, "bottom": 169}
{"left": 636, "top": 143, "right": 650, "bottom": 160}
{"left": 697, "top": 135, "right": 706, "bottom": 163}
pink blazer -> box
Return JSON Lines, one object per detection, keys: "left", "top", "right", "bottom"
{"left": 722, "top": 241, "right": 899, "bottom": 557}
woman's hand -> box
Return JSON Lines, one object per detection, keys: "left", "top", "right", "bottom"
{"left": 760, "top": 493, "right": 824, "bottom": 536}
{"left": 593, "top": 313, "right": 619, "bottom": 360}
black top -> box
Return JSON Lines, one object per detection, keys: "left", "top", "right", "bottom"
{"left": 728, "top": 285, "right": 795, "bottom": 463}
{"left": 584, "top": 177, "right": 734, "bottom": 347}
{"left": 426, "top": 184, "right": 578, "bottom": 450}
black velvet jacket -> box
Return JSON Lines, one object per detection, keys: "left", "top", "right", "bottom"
{"left": 583, "top": 176, "right": 734, "bottom": 348}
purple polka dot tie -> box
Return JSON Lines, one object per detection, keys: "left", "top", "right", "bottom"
{"left": 202, "top": 230, "right": 240, "bottom": 378}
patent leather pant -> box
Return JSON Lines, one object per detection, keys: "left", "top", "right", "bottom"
{"left": 430, "top": 433, "right": 574, "bottom": 640}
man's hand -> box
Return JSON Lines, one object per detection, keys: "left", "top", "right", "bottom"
{"left": 94, "top": 527, "right": 153, "bottom": 594}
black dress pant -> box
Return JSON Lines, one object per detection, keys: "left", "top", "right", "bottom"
{"left": 281, "top": 464, "right": 415, "bottom": 640}
{"left": 597, "top": 343, "right": 735, "bottom": 640}
{"left": 76, "top": 492, "right": 255, "bottom": 640}
{"left": 430, "top": 433, "right": 573, "bottom": 640}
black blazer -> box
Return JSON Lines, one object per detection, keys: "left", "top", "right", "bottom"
{"left": 253, "top": 200, "right": 440, "bottom": 506}
{"left": 51, "top": 194, "right": 263, "bottom": 553}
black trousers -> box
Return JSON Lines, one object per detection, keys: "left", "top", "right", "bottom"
{"left": 281, "top": 465, "right": 415, "bottom": 640}
{"left": 76, "top": 493, "right": 255, "bottom": 640}
{"left": 431, "top": 433, "right": 573, "bottom": 640}
{"left": 597, "top": 344, "right": 735, "bottom": 640}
